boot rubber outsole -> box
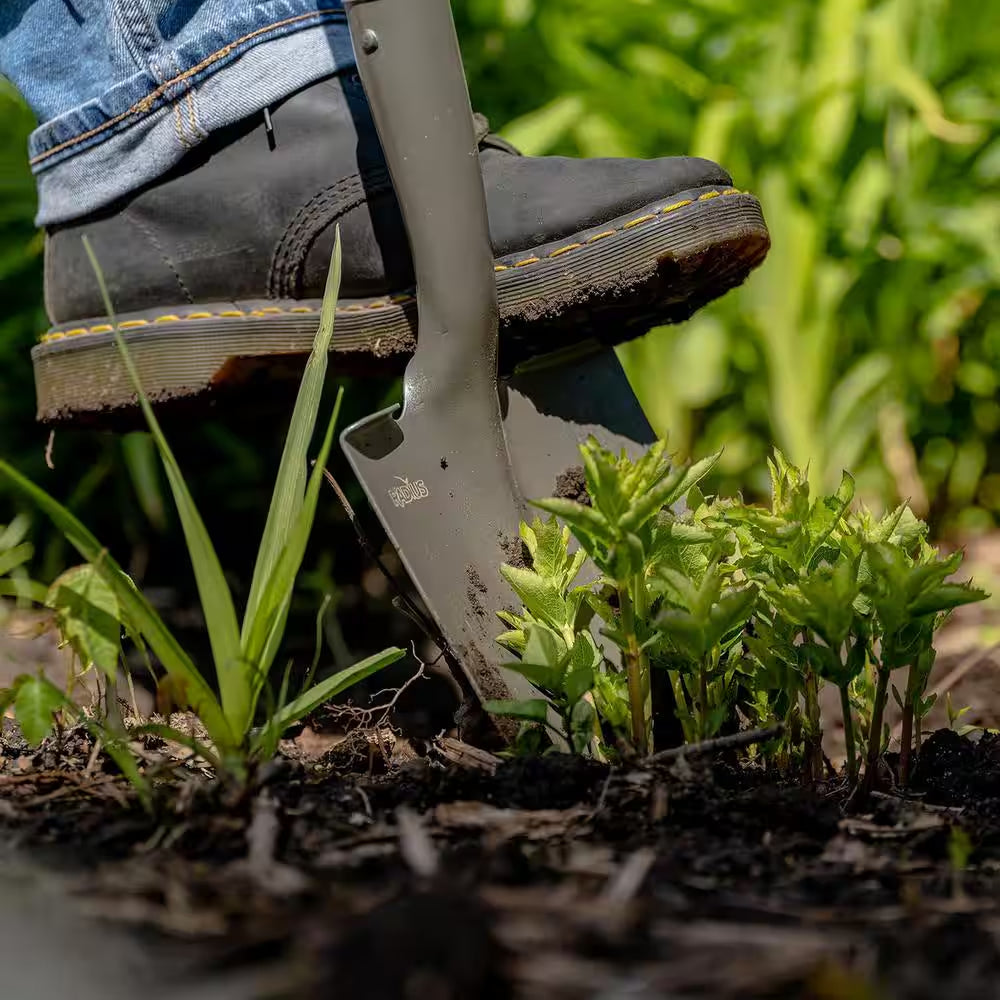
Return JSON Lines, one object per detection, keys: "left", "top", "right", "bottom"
{"left": 33, "top": 186, "right": 769, "bottom": 426}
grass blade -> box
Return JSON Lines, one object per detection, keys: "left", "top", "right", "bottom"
{"left": 241, "top": 390, "right": 344, "bottom": 722}
{"left": 82, "top": 236, "right": 244, "bottom": 728}
{"left": 242, "top": 230, "right": 343, "bottom": 646}
{"left": 268, "top": 646, "right": 406, "bottom": 735}
{"left": 0, "top": 458, "right": 232, "bottom": 746}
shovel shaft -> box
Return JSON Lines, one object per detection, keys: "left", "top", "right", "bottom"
{"left": 344, "top": 0, "right": 499, "bottom": 396}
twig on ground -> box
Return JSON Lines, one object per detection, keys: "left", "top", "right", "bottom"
{"left": 646, "top": 724, "right": 784, "bottom": 765}
{"left": 601, "top": 847, "right": 656, "bottom": 905}
{"left": 397, "top": 806, "right": 438, "bottom": 879}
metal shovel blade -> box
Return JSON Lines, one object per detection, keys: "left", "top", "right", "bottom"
{"left": 342, "top": 344, "right": 654, "bottom": 712}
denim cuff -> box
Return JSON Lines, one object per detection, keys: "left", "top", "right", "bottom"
{"left": 31, "top": 6, "right": 355, "bottom": 227}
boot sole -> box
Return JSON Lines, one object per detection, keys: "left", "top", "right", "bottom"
{"left": 33, "top": 186, "right": 768, "bottom": 426}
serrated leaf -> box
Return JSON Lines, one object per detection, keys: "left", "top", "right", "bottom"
{"left": 46, "top": 564, "right": 122, "bottom": 680}
{"left": 500, "top": 564, "right": 569, "bottom": 629}
{"left": 908, "top": 582, "right": 988, "bottom": 617}
{"left": 532, "top": 496, "right": 615, "bottom": 545}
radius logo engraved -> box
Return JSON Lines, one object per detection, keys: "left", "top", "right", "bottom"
{"left": 388, "top": 476, "right": 429, "bottom": 509}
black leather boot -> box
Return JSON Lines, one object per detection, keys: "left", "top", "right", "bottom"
{"left": 36, "top": 70, "right": 769, "bottom": 425}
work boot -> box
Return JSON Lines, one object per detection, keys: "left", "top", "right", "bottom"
{"left": 36, "top": 70, "right": 769, "bottom": 426}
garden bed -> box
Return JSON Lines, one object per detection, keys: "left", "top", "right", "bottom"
{"left": 4, "top": 717, "right": 1000, "bottom": 1000}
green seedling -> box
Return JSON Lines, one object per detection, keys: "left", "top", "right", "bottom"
{"left": 531, "top": 438, "right": 720, "bottom": 755}
{"left": 494, "top": 443, "right": 989, "bottom": 793}
{"left": 0, "top": 229, "right": 405, "bottom": 790}
{"left": 489, "top": 516, "right": 613, "bottom": 754}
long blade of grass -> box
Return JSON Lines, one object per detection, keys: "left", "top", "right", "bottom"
{"left": 242, "top": 230, "right": 343, "bottom": 645}
{"left": 241, "top": 389, "right": 343, "bottom": 726}
{"left": 82, "top": 237, "right": 244, "bottom": 726}
{"left": 0, "top": 458, "right": 232, "bottom": 745}
{"left": 267, "top": 646, "right": 406, "bottom": 736}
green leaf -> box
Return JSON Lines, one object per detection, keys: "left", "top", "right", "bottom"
{"left": 241, "top": 390, "right": 344, "bottom": 725}
{"left": 482, "top": 698, "right": 551, "bottom": 723}
{"left": 243, "top": 230, "right": 343, "bottom": 645}
{"left": 531, "top": 496, "right": 615, "bottom": 544}
{"left": 82, "top": 236, "right": 243, "bottom": 728}
{"left": 0, "top": 541, "right": 32, "bottom": 577}
{"left": 507, "top": 660, "right": 565, "bottom": 692}
{"left": 268, "top": 646, "right": 406, "bottom": 735}
{"left": 521, "top": 622, "right": 569, "bottom": 668}
{"left": 0, "top": 458, "right": 232, "bottom": 747}
{"left": 14, "top": 675, "right": 65, "bottom": 746}
{"left": 620, "top": 451, "right": 721, "bottom": 534}
{"left": 908, "top": 582, "right": 988, "bottom": 617}
{"left": 569, "top": 697, "right": 596, "bottom": 754}
{"left": 45, "top": 564, "right": 122, "bottom": 680}
{"left": 500, "top": 563, "right": 569, "bottom": 629}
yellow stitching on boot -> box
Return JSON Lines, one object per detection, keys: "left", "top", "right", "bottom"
{"left": 662, "top": 199, "right": 693, "bottom": 214}
{"left": 38, "top": 189, "right": 755, "bottom": 344}
{"left": 548, "top": 243, "right": 582, "bottom": 258}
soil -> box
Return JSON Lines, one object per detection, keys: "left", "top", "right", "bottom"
{"left": 465, "top": 565, "right": 489, "bottom": 619}
{"left": 554, "top": 466, "right": 591, "bottom": 506}
{"left": 5, "top": 720, "right": 1000, "bottom": 999}
{"left": 3, "top": 535, "right": 1000, "bottom": 998}
{"left": 499, "top": 531, "right": 533, "bottom": 571}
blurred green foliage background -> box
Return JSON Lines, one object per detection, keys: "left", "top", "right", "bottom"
{"left": 1, "top": 0, "right": 999, "bottom": 605}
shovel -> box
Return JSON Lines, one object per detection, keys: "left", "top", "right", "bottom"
{"left": 340, "top": 0, "right": 654, "bottom": 738}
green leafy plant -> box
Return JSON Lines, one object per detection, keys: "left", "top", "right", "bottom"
{"left": 530, "top": 439, "right": 720, "bottom": 755}
{"left": 493, "top": 440, "right": 989, "bottom": 793}
{"left": 0, "top": 229, "right": 405, "bottom": 789}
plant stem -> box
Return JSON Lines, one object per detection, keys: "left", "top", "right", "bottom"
{"left": 669, "top": 670, "right": 696, "bottom": 743}
{"left": 861, "top": 666, "right": 890, "bottom": 798}
{"left": 803, "top": 666, "right": 823, "bottom": 783}
{"left": 899, "top": 659, "right": 919, "bottom": 786}
{"left": 839, "top": 685, "right": 857, "bottom": 787}
{"left": 618, "top": 582, "right": 650, "bottom": 755}
{"left": 698, "top": 658, "right": 709, "bottom": 741}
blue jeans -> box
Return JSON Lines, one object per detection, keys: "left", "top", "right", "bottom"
{"left": 0, "top": 2, "right": 356, "bottom": 227}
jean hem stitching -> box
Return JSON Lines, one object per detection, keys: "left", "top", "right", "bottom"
{"left": 30, "top": 8, "right": 347, "bottom": 168}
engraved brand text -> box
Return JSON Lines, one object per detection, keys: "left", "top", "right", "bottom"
{"left": 388, "top": 477, "right": 429, "bottom": 508}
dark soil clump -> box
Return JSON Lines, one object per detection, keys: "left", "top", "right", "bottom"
{"left": 554, "top": 466, "right": 591, "bottom": 506}
{"left": 498, "top": 531, "right": 532, "bottom": 570}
